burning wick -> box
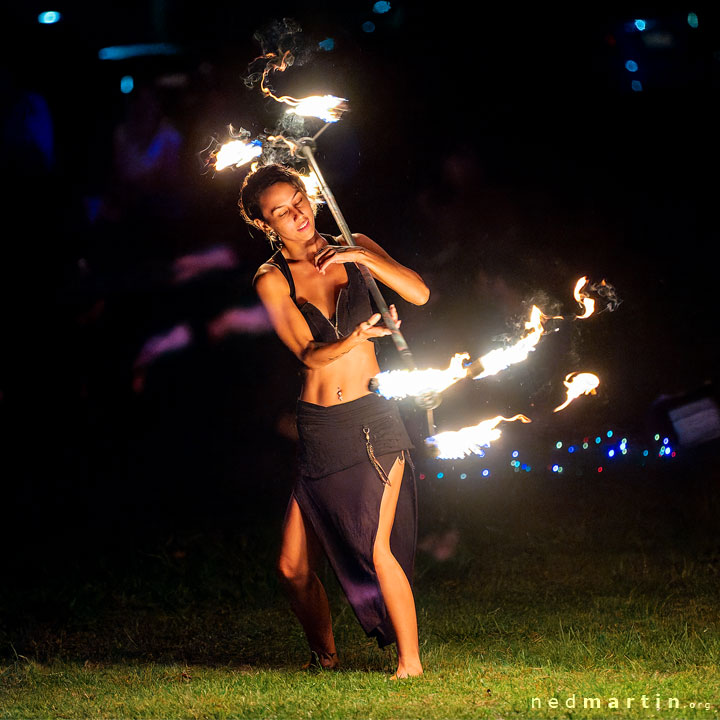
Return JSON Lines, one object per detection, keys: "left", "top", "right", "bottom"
{"left": 574, "top": 276, "right": 595, "bottom": 319}
{"left": 298, "top": 169, "right": 324, "bottom": 204}
{"left": 370, "top": 304, "right": 552, "bottom": 400}
{"left": 214, "top": 138, "right": 263, "bottom": 171}
{"left": 371, "top": 352, "right": 470, "bottom": 400}
{"left": 470, "top": 305, "right": 550, "bottom": 379}
{"left": 425, "top": 414, "right": 532, "bottom": 460}
{"left": 553, "top": 372, "right": 600, "bottom": 413}
{"left": 371, "top": 274, "right": 618, "bottom": 401}
{"left": 258, "top": 50, "right": 349, "bottom": 122}
{"left": 285, "top": 95, "right": 348, "bottom": 123}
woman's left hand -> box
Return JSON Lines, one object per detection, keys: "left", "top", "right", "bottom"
{"left": 314, "top": 244, "right": 369, "bottom": 274}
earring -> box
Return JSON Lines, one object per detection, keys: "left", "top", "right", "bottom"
{"left": 267, "top": 229, "right": 282, "bottom": 248}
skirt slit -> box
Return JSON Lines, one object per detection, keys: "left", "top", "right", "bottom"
{"left": 291, "top": 450, "right": 418, "bottom": 649}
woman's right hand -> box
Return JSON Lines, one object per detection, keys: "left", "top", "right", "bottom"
{"left": 352, "top": 313, "right": 393, "bottom": 342}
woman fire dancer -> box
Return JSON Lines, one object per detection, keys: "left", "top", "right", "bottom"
{"left": 241, "top": 164, "right": 429, "bottom": 679}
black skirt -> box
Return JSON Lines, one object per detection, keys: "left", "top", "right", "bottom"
{"left": 291, "top": 393, "right": 418, "bottom": 648}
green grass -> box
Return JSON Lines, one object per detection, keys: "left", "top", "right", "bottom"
{"left": 2, "top": 468, "right": 720, "bottom": 718}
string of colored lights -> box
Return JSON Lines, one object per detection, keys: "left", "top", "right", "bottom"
{"left": 415, "top": 428, "right": 678, "bottom": 482}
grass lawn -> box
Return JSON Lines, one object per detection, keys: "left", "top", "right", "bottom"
{"left": 2, "top": 459, "right": 719, "bottom": 719}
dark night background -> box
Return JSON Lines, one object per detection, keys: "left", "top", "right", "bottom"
{"left": 1, "top": 1, "right": 719, "bottom": 656}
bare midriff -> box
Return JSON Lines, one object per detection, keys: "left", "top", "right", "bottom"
{"left": 299, "top": 341, "right": 380, "bottom": 407}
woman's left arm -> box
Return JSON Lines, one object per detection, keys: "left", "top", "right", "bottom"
{"left": 314, "top": 233, "right": 430, "bottom": 306}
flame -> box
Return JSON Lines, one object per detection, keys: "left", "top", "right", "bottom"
{"left": 299, "top": 170, "right": 324, "bottom": 203}
{"left": 214, "top": 138, "right": 263, "bottom": 171}
{"left": 372, "top": 352, "right": 470, "bottom": 400}
{"left": 370, "top": 303, "right": 556, "bottom": 400}
{"left": 425, "top": 414, "right": 532, "bottom": 460}
{"left": 474, "top": 305, "right": 547, "bottom": 379}
{"left": 258, "top": 50, "right": 348, "bottom": 122}
{"left": 365, "top": 274, "right": 614, "bottom": 402}
{"left": 573, "top": 276, "right": 596, "bottom": 319}
{"left": 284, "top": 94, "right": 348, "bottom": 122}
{"left": 553, "top": 372, "right": 600, "bottom": 413}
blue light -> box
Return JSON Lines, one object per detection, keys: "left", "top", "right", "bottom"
{"left": 634, "top": 19, "right": 646, "bottom": 31}
{"left": 606, "top": 430, "right": 613, "bottom": 438}
{"left": 436, "top": 472, "right": 444, "bottom": 479}
{"left": 98, "top": 43, "right": 181, "bottom": 61}
{"left": 362, "top": 21, "right": 376, "bottom": 32}
{"left": 524, "top": 465, "right": 531, "bottom": 472}
{"left": 512, "top": 450, "right": 519, "bottom": 458}
{"left": 568, "top": 446, "right": 575, "bottom": 453}
{"left": 482, "top": 469, "right": 490, "bottom": 477}
{"left": 688, "top": 12, "right": 699, "bottom": 28}
{"left": 38, "top": 11, "right": 61, "bottom": 24}
{"left": 643, "top": 450, "right": 649, "bottom": 457}
{"left": 460, "top": 473, "right": 467, "bottom": 480}
{"left": 625, "top": 60, "right": 639, "bottom": 72}
{"left": 631, "top": 80, "right": 643, "bottom": 92}
{"left": 120, "top": 75, "right": 134, "bottom": 94}
{"left": 318, "top": 38, "right": 335, "bottom": 51}
{"left": 659, "top": 447, "right": 665, "bottom": 456}
{"left": 663, "top": 437, "right": 669, "bottom": 445}
{"left": 373, "top": 1, "right": 392, "bottom": 12}
{"left": 552, "top": 464, "right": 559, "bottom": 472}
{"left": 595, "top": 437, "right": 602, "bottom": 444}
{"left": 608, "top": 449, "right": 615, "bottom": 458}
{"left": 478, "top": 450, "right": 485, "bottom": 458}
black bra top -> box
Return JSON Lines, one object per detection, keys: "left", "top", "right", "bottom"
{"left": 264, "top": 234, "right": 375, "bottom": 344}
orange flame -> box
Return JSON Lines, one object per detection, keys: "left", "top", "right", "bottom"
{"left": 474, "top": 305, "right": 549, "bottom": 378}
{"left": 373, "top": 352, "right": 471, "bottom": 400}
{"left": 213, "top": 138, "right": 262, "bottom": 171}
{"left": 573, "top": 276, "right": 596, "bottom": 319}
{"left": 371, "top": 275, "right": 608, "bottom": 401}
{"left": 425, "top": 414, "right": 532, "bottom": 460}
{"left": 259, "top": 50, "right": 348, "bottom": 122}
{"left": 298, "top": 169, "right": 324, "bottom": 203}
{"left": 553, "top": 372, "right": 600, "bottom": 413}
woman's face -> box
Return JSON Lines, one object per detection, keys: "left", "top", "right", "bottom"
{"left": 257, "top": 181, "right": 315, "bottom": 243}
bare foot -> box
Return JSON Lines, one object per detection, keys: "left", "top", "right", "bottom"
{"left": 390, "top": 664, "right": 424, "bottom": 680}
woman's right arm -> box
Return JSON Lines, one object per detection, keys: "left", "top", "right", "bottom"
{"left": 254, "top": 266, "right": 391, "bottom": 370}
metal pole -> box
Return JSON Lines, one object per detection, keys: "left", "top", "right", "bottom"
{"left": 293, "top": 136, "right": 439, "bottom": 432}
{"left": 295, "top": 138, "right": 414, "bottom": 364}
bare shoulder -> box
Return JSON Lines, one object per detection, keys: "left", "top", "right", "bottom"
{"left": 253, "top": 263, "right": 287, "bottom": 296}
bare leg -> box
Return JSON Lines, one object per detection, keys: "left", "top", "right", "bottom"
{"left": 276, "top": 494, "right": 339, "bottom": 667}
{"left": 373, "top": 453, "right": 423, "bottom": 678}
